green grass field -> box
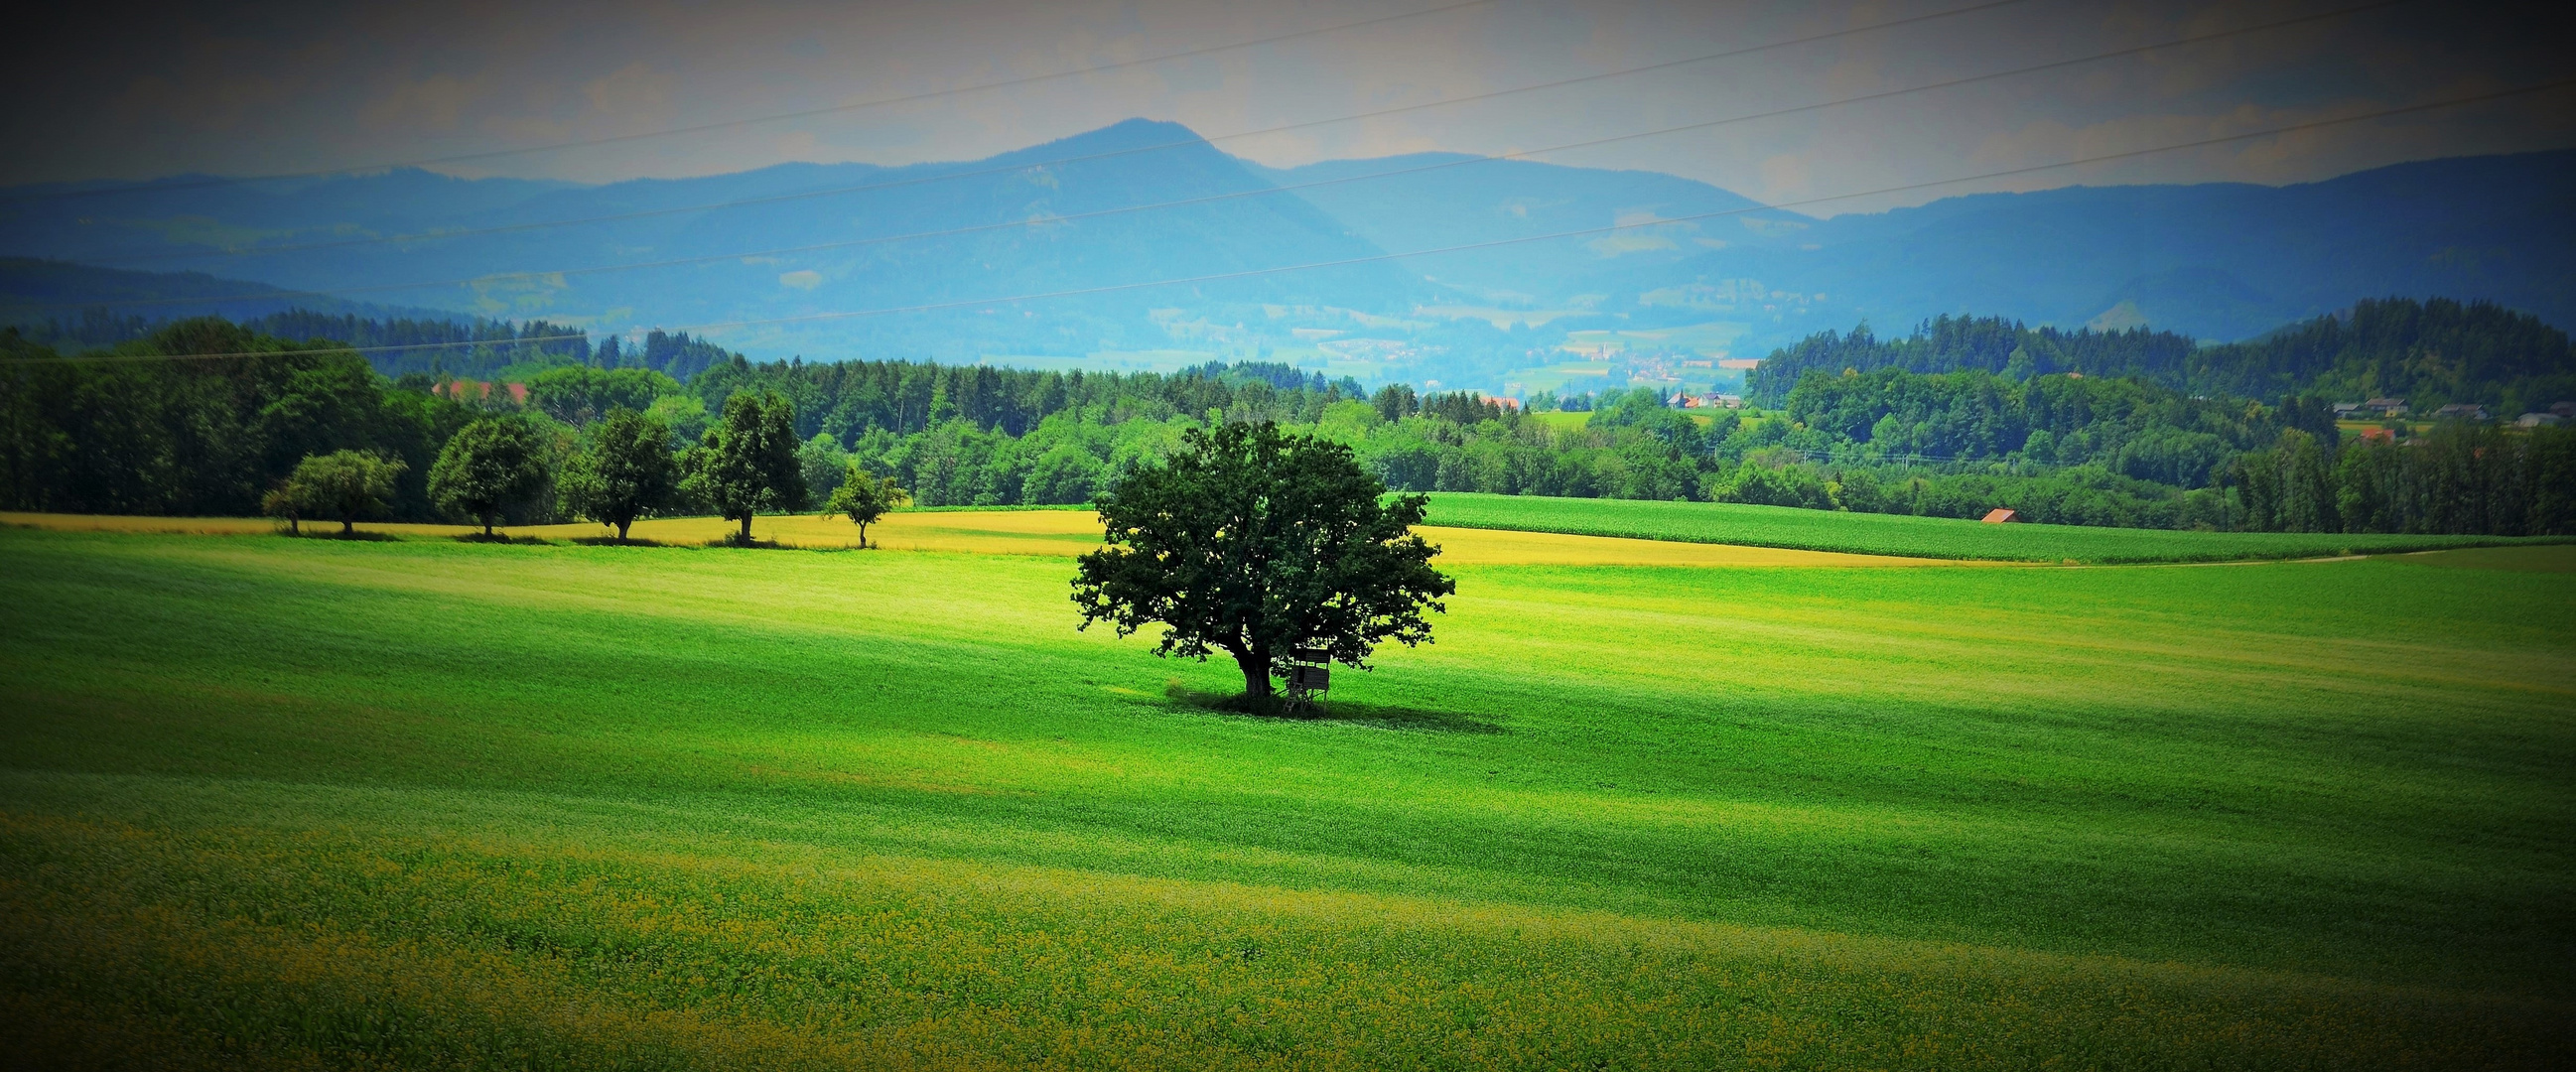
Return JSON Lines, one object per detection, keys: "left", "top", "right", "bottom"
{"left": 2, "top": 524, "right": 2571, "bottom": 1068}
{"left": 1422, "top": 491, "right": 2569, "bottom": 563}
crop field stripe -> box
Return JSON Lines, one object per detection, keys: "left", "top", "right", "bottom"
{"left": 5, "top": 510, "right": 2011, "bottom": 567}
{"left": 4, "top": 780, "right": 2559, "bottom": 1070}
{"left": 1419, "top": 492, "right": 2576, "bottom": 563}
{"left": 27, "top": 498, "right": 2564, "bottom": 564}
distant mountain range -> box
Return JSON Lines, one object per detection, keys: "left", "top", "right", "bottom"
{"left": 0, "top": 258, "right": 452, "bottom": 333}
{"left": 3, "top": 119, "right": 2569, "bottom": 380}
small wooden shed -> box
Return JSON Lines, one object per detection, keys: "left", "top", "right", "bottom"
{"left": 1981, "top": 508, "right": 2021, "bottom": 524}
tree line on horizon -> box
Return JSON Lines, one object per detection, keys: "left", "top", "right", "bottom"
{"left": 31, "top": 308, "right": 751, "bottom": 383}
{"left": 2, "top": 301, "right": 2571, "bottom": 536}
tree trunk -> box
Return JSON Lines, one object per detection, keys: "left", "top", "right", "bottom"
{"left": 858, "top": 521, "right": 871, "bottom": 549}
{"left": 340, "top": 517, "right": 354, "bottom": 535}
{"left": 1237, "top": 651, "right": 1273, "bottom": 700}
{"left": 287, "top": 517, "right": 299, "bottom": 535}
{"left": 615, "top": 518, "right": 631, "bottom": 541}
{"left": 482, "top": 512, "right": 495, "bottom": 537}
{"left": 739, "top": 513, "right": 754, "bottom": 542}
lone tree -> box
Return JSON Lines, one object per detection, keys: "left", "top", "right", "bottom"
{"left": 429, "top": 415, "right": 551, "bottom": 537}
{"left": 684, "top": 391, "right": 807, "bottom": 544}
{"left": 560, "top": 407, "right": 678, "bottom": 541}
{"left": 823, "top": 463, "right": 910, "bottom": 548}
{"left": 272, "top": 451, "right": 406, "bottom": 536}
{"left": 261, "top": 477, "right": 319, "bottom": 535}
{"left": 1072, "top": 422, "right": 1452, "bottom": 704}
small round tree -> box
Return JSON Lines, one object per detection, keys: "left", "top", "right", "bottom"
{"left": 1072, "top": 421, "right": 1452, "bottom": 705}
{"left": 560, "top": 407, "right": 678, "bottom": 541}
{"left": 274, "top": 451, "right": 407, "bottom": 536}
{"left": 824, "top": 463, "right": 910, "bottom": 548}
{"left": 261, "top": 479, "right": 319, "bottom": 535}
{"left": 683, "top": 392, "right": 807, "bottom": 544}
{"left": 429, "top": 415, "right": 551, "bottom": 537}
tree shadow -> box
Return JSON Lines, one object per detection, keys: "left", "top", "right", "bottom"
{"left": 453, "top": 533, "right": 552, "bottom": 545}
{"left": 568, "top": 535, "right": 670, "bottom": 548}
{"left": 698, "top": 534, "right": 862, "bottom": 552}
{"left": 700, "top": 536, "right": 810, "bottom": 550}
{"left": 1160, "top": 680, "right": 1504, "bottom": 735}
{"left": 279, "top": 528, "right": 402, "bottom": 542}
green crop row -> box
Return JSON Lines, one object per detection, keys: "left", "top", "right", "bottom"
{"left": 1419, "top": 491, "right": 2569, "bottom": 563}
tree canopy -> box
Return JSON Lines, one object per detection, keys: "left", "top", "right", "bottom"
{"left": 684, "top": 391, "right": 806, "bottom": 543}
{"left": 558, "top": 407, "right": 678, "bottom": 540}
{"left": 1071, "top": 422, "right": 1452, "bottom": 704}
{"left": 428, "top": 414, "right": 551, "bottom": 536}
{"left": 270, "top": 450, "right": 406, "bottom": 535}
{"left": 823, "top": 464, "right": 910, "bottom": 548}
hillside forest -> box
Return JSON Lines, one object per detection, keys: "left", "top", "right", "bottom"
{"left": 2, "top": 298, "right": 2570, "bottom": 535}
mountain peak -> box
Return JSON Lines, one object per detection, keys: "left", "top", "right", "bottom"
{"left": 998, "top": 118, "right": 1213, "bottom": 163}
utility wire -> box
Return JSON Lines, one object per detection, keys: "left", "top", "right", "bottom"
{"left": 67, "top": 0, "right": 2417, "bottom": 308}
{"left": 2, "top": 0, "right": 1507, "bottom": 204}
{"left": 69, "top": 0, "right": 2043, "bottom": 263}
{"left": 14, "top": 77, "right": 2557, "bottom": 367}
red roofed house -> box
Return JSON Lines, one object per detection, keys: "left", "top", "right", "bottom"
{"left": 431, "top": 379, "right": 529, "bottom": 406}
{"left": 1981, "top": 508, "right": 2021, "bottom": 524}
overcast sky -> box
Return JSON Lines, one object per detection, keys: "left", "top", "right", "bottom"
{"left": 7, "top": 0, "right": 2568, "bottom": 214}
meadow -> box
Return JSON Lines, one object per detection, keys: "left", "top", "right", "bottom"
{"left": 1, "top": 517, "right": 2570, "bottom": 1069}
{"left": 1421, "top": 491, "right": 2569, "bottom": 563}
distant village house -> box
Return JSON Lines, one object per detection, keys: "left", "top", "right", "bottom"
{"left": 433, "top": 379, "right": 528, "bottom": 406}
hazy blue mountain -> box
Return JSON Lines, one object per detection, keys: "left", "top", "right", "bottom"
{"left": 1248, "top": 154, "right": 1814, "bottom": 308}
{"left": 2, "top": 120, "right": 2568, "bottom": 372}
{"left": 1272, "top": 147, "right": 2573, "bottom": 349}
{"left": 0, "top": 171, "right": 582, "bottom": 264}
{"left": 0, "top": 120, "right": 1429, "bottom": 361}
{"left": 1760, "top": 149, "right": 2576, "bottom": 342}
{"left": 0, "top": 257, "right": 455, "bottom": 335}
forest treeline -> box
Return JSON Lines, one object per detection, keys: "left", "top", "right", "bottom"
{"left": 1748, "top": 298, "right": 2576, "bottom": 418}
{"left": 3, "top": 310, "right": 2570, "bottom": 535}
{"left": 33, "top": 308, "right": 741, "bottom": 382}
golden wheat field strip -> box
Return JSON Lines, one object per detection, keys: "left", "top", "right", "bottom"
{"left": 3, "top": 509, "right": 1995, "bottom": 566}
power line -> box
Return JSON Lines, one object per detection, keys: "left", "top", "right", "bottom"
{"left": 5, "top": 331, "right": 599, "bottom": 365}
{"left": 2, "top": 0, "right": 1506, "bottom": 204}
{"left": 15, "top": 77, "right": 2557, "bottom": 367}
{"left": 71, "top": 0, "right": 2043, "bottom": 265}
{"left": 65, "top": 0, "right": 2418, "bottom": 310}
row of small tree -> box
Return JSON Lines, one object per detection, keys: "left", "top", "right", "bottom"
{"left": 264, "top": 391, "right": 912, "bottom": 544}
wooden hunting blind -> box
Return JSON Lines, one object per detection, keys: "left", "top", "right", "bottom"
{"left": 1283, "top": 646, "right": 1332, "bottom": 715}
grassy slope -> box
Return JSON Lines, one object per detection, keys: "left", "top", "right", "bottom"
{"left": 2, "top": 529, "right": 2571, "bottom": 1068}
{"left": 1421, "top": 491, "right": 2568, "bottom": 563}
